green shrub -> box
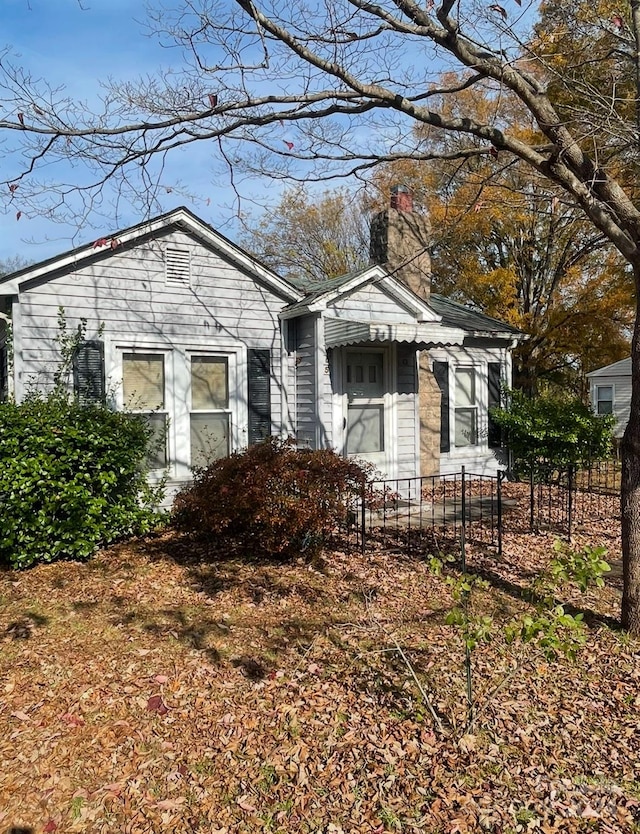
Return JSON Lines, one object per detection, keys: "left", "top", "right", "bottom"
{"left": 173, "top": 437, "right": 370, "bottom": 559}
{"left": 0, "top": 392, "right": 164, "bottom": 568}
{"left": 490, "top": 388, "right": 614, "bottom": 476}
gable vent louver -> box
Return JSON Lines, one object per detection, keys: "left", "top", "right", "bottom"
{"left": 165, "top": 246, "right": 191, "bottom": 286}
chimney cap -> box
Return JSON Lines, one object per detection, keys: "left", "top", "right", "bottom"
{"left": 391, "top": 184, "right": 410, "bottom": 194}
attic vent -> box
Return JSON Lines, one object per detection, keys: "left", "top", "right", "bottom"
{"left": 165, "top": 246, "right": 191, "bottom": 286}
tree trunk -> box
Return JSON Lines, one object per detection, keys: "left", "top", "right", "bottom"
{"left": 621, "top": 269, "right": 640, "bottom": 634}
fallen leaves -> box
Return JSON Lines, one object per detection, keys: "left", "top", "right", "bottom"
{"left": 146, "top": 694, "right": 169, "bottom": 715}
{"left": 0, "top": 509, "right": 636, "bottom": 832}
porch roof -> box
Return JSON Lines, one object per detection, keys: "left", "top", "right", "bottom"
{"left": 323, "top": 317, "right": 465, "bottom": 348}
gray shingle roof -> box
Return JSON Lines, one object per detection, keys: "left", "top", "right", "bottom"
{"left": 429, "top": 294, "right": 523, "bottom": 337}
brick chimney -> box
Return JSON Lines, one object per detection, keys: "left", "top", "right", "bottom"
{"left": 370, "top": 185, "right": 431, "bottom": 300}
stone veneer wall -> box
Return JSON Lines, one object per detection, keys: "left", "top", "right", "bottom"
{"left": 418, "top": 353, "right": 441, "bottom": 476}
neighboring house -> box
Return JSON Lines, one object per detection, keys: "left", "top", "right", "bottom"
{"left": 0, "top": 191, "right": 523, "bottom": 503}
{"left": 587, "top": 357, "right": 632, "bottom": 439}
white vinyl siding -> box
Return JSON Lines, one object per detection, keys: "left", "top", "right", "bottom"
{"left": 331, "top": 284, "right": 416, "bottom": 323}
{"left": 396, "top": 345, "right": 419, "bottom": 480}
{"left": 14, "top": 229, "right": 286, "bottom": 436}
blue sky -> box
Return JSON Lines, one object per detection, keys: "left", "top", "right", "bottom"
{"left": 0, "top": 0, "right": 278, "bottom": 266}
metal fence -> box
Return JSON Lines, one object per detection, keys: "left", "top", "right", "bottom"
{"left": 526, "top": 460, "right": 620, "bottom": 538}
{"left": 358, "top": 468, "right": 504, "bottom": 556}
{"left": 352, "top": 460, "right": 621, "bottom": 556}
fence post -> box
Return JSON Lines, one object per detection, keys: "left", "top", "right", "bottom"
{"left": 461, "top": 466, "right": 467, "bottom": 572}
{"left": 567, "top": 464, "right": 573, "bottom": 543}
{"left": 529, "top": 465, "right": 535, "bottom": 532}
{"left": 497, "top": 470, "right": 503, "bottom": 556}
{"left": 361, "top": 479, "right": 366, "bottom": 555}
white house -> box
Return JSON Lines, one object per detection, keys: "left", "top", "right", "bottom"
{"left": 587, "top": 357, "right": 632, "bottom": 438}
{"left": 0, "top": 195, "right": 523, "bottom": 503}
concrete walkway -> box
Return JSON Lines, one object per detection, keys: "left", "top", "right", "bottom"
{"left": 364, "top": 495, "right": 518, "bottom": 528}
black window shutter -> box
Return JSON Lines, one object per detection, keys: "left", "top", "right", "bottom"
{"left": 433, "top": 361, "right": 450, "bottom": 453}
{"left": 248, "top": 348, "right": 272, "bottom": 445}
{"left": 487, "top": 362, "right": 502, "bottom": 448}
{"left": 73, "top": 340, "right": 105, "bottom": 405}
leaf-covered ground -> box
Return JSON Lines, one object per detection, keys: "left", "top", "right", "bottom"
{"left": 1, "top": 490, "right": 639, "bottom": 834}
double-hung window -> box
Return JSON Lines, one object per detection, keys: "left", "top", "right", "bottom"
{"left": 122, "top": 352, "right": 168, "bottom": 470}
{"left": 596, "top": 385, "right": 613, "bottom": 415}
{"left": 190, "top": 355, "right": 230, "bottom": 468}
{"left": 455, "top": 367, "right": 477, "bottom": 447}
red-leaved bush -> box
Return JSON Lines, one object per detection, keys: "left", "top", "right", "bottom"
{"left": 173, "top": 438, "right": 372, "bottom": 559}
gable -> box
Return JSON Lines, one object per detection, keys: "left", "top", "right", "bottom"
{"left": 329, "top": 281, "right": 418, "bottom": 323}
{"left": 587, "top": 357, "right": 631, "bottom": 378}
{"left": 0, "top": 207, "right": 301, "bottom": 304}
{"left": 16, "top": 227, "right": 291, "bottom": 346}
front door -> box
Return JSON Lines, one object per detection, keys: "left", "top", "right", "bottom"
{"left": 344, "top": 348, "right": 389, "bottom": 474}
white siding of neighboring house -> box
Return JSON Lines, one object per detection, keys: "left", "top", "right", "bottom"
{"left": 12, "top": 228, "right": 291, "bottom": 498}
{"left": 588, "top": 366, "right": 632, "bottom": 439}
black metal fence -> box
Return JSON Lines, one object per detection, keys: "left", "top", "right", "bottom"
{"left": 526, "top": 460, "right": 620, "bottom": 538}
{"left": 354, "top": 460, "right": 620, "bottom": 555}
{"left": 358, "top": 468, "right": 504, "bottom": 555}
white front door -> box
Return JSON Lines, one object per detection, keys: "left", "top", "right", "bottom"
{"left": 344, "top": 348, "right": 390, "bottom": 474}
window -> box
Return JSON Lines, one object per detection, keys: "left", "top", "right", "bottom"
{"left": 122, "top": 352, "right": 168, "bottom": 469}
{"left": 190, "top": 355, "right": 230, "bottom": 468}
{"left": 455, "top": 367, "right": 477, "bottom": 447}
{"left": 596, "top": 385, "right": 613, "bottom": 415}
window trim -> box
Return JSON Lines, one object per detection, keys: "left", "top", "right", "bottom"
{"left": 429, "top": 354, "right": 508, "bottom": 458}
{"left": 454, "top": 366, "right": 478, "bottom": 448}
{"left": 595, "top": 384, "right": 614, "bottom": 416}
{"left": 188, "top": 353, "right": 233, "bottom": 469}
{"left": 105, "top": 335, "right": 247, "bottom": 481}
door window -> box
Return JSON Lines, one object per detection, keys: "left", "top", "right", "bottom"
{"left": 346, "top": 351, "right": 385, "bottom": 456}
